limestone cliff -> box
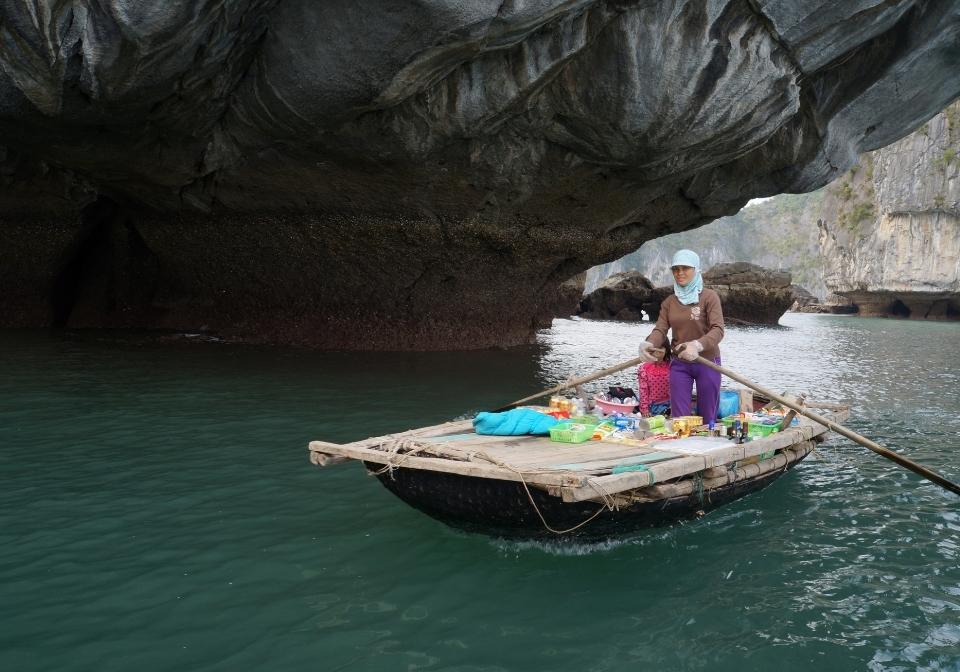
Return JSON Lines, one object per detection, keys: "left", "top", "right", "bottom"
{"left": 585, "top": 191, "right": 827, "bottom": 297}
{"left": 818, "top": 101, "right": 960, "bottom": 318}
{"left": 2, "top": 1, "right": 960, "bottom": 347}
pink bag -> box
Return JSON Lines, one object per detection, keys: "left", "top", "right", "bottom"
{"left": 637, "top": 361, "right": 670, "bottom": 416}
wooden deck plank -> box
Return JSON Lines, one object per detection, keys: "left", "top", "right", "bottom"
{"left": 551, "top": 450, "right": 682, "bottom": 472}
{"left": 418, "top": 433, "right": 529, "bottom": 447}
{"left": 414, "top": 431, "right": 666, "bottom": 462}
{"left": 308, "top": 440, "right": 584, "bottom": 487}
{"left": 344, "top": 418, "right": 476, "bottom": 449}
{"left": 419, "top": 433, "right": 489, "bottom": 442}
{"left": 470, "top": 442, "right": 676, "bottom": 469}
{"left": 333, "top": 427, "right": 677, "bottom": 474}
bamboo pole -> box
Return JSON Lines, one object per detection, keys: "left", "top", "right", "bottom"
{"left": 493, "top": 350, "right": 663, "bottom": 413}
{"left": 689, "top": 353, "right": 960, "bottom": 497}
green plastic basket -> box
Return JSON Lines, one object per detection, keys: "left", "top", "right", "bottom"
{"left": 748, "top": 422, "right": 781, "bottom": 437}
{"left": 549, "top": 422, "right": 595, "bottom": 443}
{"left": 720, "top": 416, "right": 781, "bottom": 436}
{"left": 569, "top": 415, "right": 601, "bottom": 426}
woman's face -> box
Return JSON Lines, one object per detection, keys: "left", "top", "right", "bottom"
{"left": 671, "top": 265, "right": 695, "bottom": 286}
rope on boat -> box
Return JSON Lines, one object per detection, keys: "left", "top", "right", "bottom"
{"left": 365, "top": 438, "right": 619, "bottom": 535}
{"left": 516, "top": 468, "right": 610, "bottom": 535}
{"left": 469, "top": 450, "right": 619, "bottom": 535}
{"left": 367, "top": 439, "right": 433, "bottom": 480}
{"left": 693, "top": 472, "right": 706, "bottom": 508}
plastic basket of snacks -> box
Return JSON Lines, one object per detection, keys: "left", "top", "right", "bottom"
{"left": 569, "top": 415, "right": 601, "bottom": 425}
{"left": 748, "top": 421, "right": 781, "bottom": 437}
{"left": 721, "top": 415, "right": 781, "bottom": 436}
{"left": 672, "top": 415, "right": 703, "bottom": 426}
{"left": 549, "top": 421, "right": 596, "bottom": 443}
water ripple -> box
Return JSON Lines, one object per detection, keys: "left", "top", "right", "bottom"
{"left": 1, "top": 317, "right": 959, "bottom": 671}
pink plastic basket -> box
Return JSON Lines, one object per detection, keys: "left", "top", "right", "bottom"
{"left": 593, "top": 396, "right": 637, "bottom": 416}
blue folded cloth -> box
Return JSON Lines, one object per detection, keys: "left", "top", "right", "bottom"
{"left": 472, "top": 408, "right": 559, "bottom": 436}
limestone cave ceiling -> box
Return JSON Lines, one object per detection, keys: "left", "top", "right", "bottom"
{"left": 1, "top": 1, "right": 959, "bottom": 348}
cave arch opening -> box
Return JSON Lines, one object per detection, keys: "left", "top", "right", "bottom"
{"left": 887, "top": 299, "right": 911, "bottom": 318}
{"left": 51, "top": 196, "right": 121, "bottom": 327}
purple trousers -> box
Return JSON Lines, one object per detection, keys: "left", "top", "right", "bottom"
{"left": 669, "top": 357, "right": 722, "bottom": 425}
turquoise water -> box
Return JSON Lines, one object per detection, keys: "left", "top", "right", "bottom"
{"left": 1, "top": 314, "right": 958, "bottom": 671}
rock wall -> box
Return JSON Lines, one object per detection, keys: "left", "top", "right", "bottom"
{"left": 2, "top": 1, "right": 960, "bottom": 347}
{"left": 578, "top": 263, "right": 794, "bottom": 325}
{"left": 585, "top": 190, "right": 828, "bottom": 297}
{"left": 702, "top": 262, "right": 794, "bottom": 325}
{"left": 818, "top": 101, "right": 960, "bottom": 319}
{"left": 577, "top": 272, "right": 666, "bottom": 322}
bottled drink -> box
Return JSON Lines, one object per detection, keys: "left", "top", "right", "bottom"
{"left": 647, "top": 415, "right": 666, "bottom": 430}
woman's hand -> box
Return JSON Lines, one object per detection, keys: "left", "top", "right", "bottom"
{"left": 677, "top": 340, "right": 703, "bottom": 362}
{"left": 638, "top": 340, "right": 658, "bottom": 363}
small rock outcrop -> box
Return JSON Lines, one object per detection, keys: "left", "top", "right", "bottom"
{"left": 578, "top": 263, "right": 794, "bottom": 325}
{"left": 577, "top": 272, "right": 662, "bottom": 322}
{"left": 789, "top": 285, "right": 818, "bottom": 310}
{"left": 794, "top": 292, "right": 859, "bottom": 314}
{"left": 702, "top": 263, "right": 794, "bottom": 325}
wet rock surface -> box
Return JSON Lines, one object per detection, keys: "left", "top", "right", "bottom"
{"left": 702, "top": 262, "right": 795, "bottom": 325}
{"left": 793, "top": 292, "right": 859, "bottom": 314}
{"left": 2, "top": 1, "right": 960, "bottom": 347}
{"left": 577, "top": 272, "right": 668, "bottom": 321}
{"left": 556, "top": 272, "right": 589, "bottom": 318}
{"left": 578, "top": 263, "right": 795, "bottom": 325}
{"left": 790, "top": 285, "right": 818, "bottom": 310}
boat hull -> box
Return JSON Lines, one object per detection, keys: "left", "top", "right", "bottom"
{"left": 368, "top": 451, "right": 809, "bottom": 540}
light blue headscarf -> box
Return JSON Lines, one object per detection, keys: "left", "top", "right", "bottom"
{"left": 671, "top": 249, "right": 703, "bottom": 305}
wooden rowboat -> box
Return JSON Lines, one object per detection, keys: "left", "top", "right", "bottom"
{"left": 310, "top": 405, "right": 850, "bottom": 540}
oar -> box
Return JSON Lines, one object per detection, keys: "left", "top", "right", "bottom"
{"left": 492, "top": 350, "right": 664, "bottom": 413}
{"left": 682, "top": 350, "right": 960, "bottom": 496}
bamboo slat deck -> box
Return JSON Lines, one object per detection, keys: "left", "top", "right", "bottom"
{"left": 310, "top": 406, "right": 849, "bottom": 503}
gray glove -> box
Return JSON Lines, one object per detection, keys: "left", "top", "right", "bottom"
{"left": 677, "top": 340, "right": 703, "bottom": 362}
{"left": 638, "top": 340, "right": 657, "bottom": 363}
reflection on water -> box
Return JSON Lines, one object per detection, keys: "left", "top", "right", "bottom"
{"left": 0, "top": 314, "right": 958, "bottom": 672}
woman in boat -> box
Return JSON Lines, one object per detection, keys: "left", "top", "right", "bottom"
{"left": 637, "top": 250, "right": 725, "bottom": 425}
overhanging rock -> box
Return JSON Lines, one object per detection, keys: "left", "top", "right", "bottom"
{"left": 2, "top": 1, "right": 959, "bottom": 348}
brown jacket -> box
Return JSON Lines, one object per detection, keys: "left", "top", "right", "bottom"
{"left": 645, "top": 288, "right": 725, "bottom": 360}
